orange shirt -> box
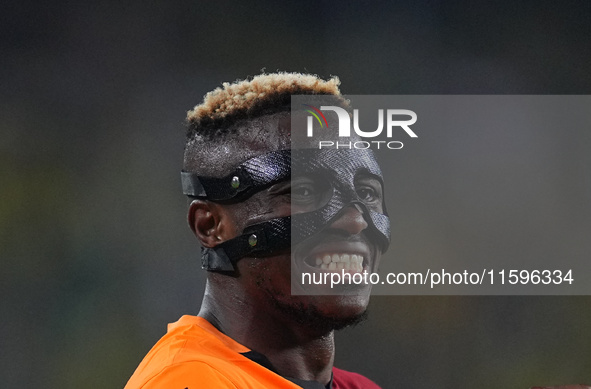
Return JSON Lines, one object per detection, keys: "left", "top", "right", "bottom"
{"left": 124, "top": 315, "right": 380, "bottom": 389}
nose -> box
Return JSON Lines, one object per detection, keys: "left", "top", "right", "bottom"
{"left": 329, "top": 204, "right": 369, "bottom": 235}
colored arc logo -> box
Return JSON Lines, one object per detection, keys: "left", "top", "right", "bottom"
{"left": 302, "top": 104, "right": 328, "bottom": 128}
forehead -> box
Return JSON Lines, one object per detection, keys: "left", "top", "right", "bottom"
{"left": 207, "top": 111, "right": 368, "bottom": 177}
{"left": 188, "top": 113, "right": 291, "bottom": 177}
{"left": 292, "top": 149, "right": 382, "bottom": 179}
{"left": 245, "top": 112, "right": 378, "bottom": 171}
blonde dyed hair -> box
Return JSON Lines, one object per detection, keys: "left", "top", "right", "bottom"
{"left": 186, "top": 72, "right": 344, "bottom": 138}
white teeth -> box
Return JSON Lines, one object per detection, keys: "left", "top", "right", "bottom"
{"left": 312, "top": 253, "right": 365, "bottom": 272}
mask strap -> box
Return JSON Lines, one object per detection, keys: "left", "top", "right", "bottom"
{"left": 181, "top": 150, "right": 291, "bottom": 202}
{"left": 201, "top": 217, "right": 292, "bottom": 271}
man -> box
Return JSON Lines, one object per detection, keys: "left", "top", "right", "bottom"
{"left": 125, "top": 72, "right": 387, "bottom": 388}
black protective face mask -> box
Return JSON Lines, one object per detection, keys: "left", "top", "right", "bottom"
{"left": 182, "top": 149, "right": 390, "bottom": 272}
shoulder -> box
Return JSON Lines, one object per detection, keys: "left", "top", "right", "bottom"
{"left": 126, "top": 361, "right": 239, "bottom": 389}
{"left": 332, "top": 367, "right": 382, "bottom": 389}
{"left": 124, "top": 316, "right": 302, "bottom": 389}
{"left": 124, "top": 316, "right": 247, "bottom": 389}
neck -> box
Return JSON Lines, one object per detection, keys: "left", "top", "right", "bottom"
{"left": 198, "top": 279, "right": 335, "bottom": 385}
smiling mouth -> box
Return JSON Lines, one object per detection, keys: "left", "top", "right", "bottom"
{"left": 309, "top": 253, "right": 365, "bottom": 273}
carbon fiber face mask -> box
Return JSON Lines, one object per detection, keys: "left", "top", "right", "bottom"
{"left": 181, "top": 149, "right": 390, "bottom": 271}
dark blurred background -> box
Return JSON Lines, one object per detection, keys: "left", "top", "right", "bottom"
{"left": 1, "top": 1, "right": 590, "bottom": 388}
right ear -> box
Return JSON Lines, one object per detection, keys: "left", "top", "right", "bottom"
{"left": 188, "top": 200, "right": 233, "bottom": 248}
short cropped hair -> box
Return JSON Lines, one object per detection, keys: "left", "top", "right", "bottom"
{"left": 186, "top": 72, "right": 343, "bottom": 140}
{"left": 183, "top": 72, "right": 347, "bottom": 176}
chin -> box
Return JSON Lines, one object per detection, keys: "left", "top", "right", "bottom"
{"left": 272, "top": 293, "right": 371, "bottom": 333}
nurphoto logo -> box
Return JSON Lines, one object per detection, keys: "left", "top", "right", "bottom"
{"left": 303, "top": 104, "right": 418, "bottom": 150}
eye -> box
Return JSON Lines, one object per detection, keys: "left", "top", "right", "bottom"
{"left": 290, "top": 177, "right": 319, "bottom": 206}
{"left": 290, "top": 176, "right": 332, "bottom": 211}
{"left": 354, "top": 175, "right": 383, "bottom": 211}
{"left": 292, "top": 183, "right": 315, "bottom": 198}
{"left": 357, "top": 186, "right": 378, "bottom": 202}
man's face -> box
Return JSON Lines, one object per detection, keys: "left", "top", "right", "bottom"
{"left": 225, "top": 143, "right": 385, "bottom": 331}
{"left": 289, "top": 158, "right": 385, "bottom": 293}
{"left": 230, "top": 186, "right": 381, "bottom": 331}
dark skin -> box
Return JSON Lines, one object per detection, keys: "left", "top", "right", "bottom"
{"left": 187, "top": 116, "right": 381, "bottom": 385}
